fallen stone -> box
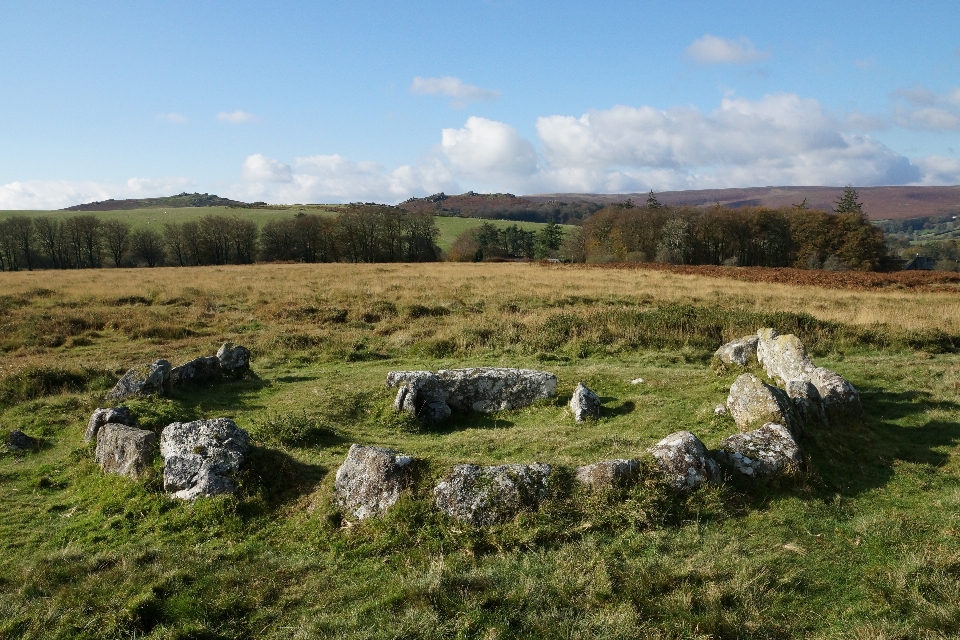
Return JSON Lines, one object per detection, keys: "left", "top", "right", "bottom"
{"left": 334, "top": 444, "right": 413, "bottom": 520}
{"left": 785, "top": 379, "right": 827, "bottom": 428}
{"left": 810, "top": 367, "right": 863, "bottom": 423}
{"left": 575, "top": 459, "right": 640, "bottom": 490}
{"left": 648, "top": 431, "right": 719, "bottom": 491}
{"left": 7, "top": 429, "right": 36, "bottom": 452}
{"left": 434, "top": 463, "right": 552, "bottom": 526}
{"left": 217, "top": 342, "right": 251, "bottom": 377}
{"left": 387, "top": 368, "right": 557, "bottom": 422}
{"left": 95, "top": 424, "right": 156, "bottom": 479}
{"left": 169, "top": 356, "right": 222, "bottom": 387}
{"left": 85, "top": 406, "right": 137, "bottom": 443}
{"left": 570, "top": 382, "right": 601, "bottom": 422}
{"left": 160, "top": 418, "right": 250, "bottom": 500}
{"left": 716, "top": 423, "right": 801, "bottom": 478}
{"left": 714, "top": 335, "right": 760, "bottom": 368}
{"left": 106, "top": 360, "right": 171, "bottom": 401}
{"left": 727, "top": 373, "right": 799, "bottom": 434}
{"left": 756, "top": 328, "right": 816, "bottom": 386}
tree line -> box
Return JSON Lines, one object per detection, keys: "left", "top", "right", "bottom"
{"left": 0, "top": 205, "right": 441, "bottom": 271}
{"left": 559, "top": 189, "right": 888, "bottom": 270}
{"left": 447, "top": 221, "right": 565, "bottom": 261}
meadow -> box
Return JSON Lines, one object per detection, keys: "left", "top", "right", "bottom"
{"left": 1, "top": 262, "right": 959, "bottom": 638}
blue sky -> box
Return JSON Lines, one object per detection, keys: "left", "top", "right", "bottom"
{"left": 2, "top": 0, "right": 959, "bottom": 208}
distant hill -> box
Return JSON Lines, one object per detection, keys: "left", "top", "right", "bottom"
{"left": 63, "top": 192, "right": 257, "bottom": 211}
{"left": 524, "top": 186, "right": 960, "bottom": 221}
{"left": 399, "top": 191, "right": 599, "bottom": 224}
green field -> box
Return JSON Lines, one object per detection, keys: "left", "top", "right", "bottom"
{"left": 1, "top": 263, "right": 959, "bottom": 638}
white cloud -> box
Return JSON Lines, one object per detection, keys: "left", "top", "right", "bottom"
{"left": 685, "top": 34, "right": 769, "bottom": 65}
{"left": 217, "top": 110, "right": 259, "bottom": 124}
{"left": 913, "top": 155, "right": 960, "bottom": 186}
{"left": 242, "top": 154, "right": 293, "bottom": 183}
{"left": 410, "top": 76, "right": 500, "bottom": 108}
{"left": 440, "top": 116, "right": 537, "bottom": 184}
{"left": 892, "top": 85, "right": 960, "bottom": 130}
{"left": 0, "top": 177, "right": 195, "bottom": 210}
{"left": 157, "top": 112, "right": 188, "bottom": 123}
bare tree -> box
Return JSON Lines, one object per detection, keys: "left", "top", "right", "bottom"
{"left": 101, "top": 219, "right": 132, "bottom": 267}
{"left": 132, "top": 228, "right": 166, "bottom": 267}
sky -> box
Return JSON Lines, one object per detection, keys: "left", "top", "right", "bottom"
{"left": 2, "top": 0, "right": 960, "bottom": 209}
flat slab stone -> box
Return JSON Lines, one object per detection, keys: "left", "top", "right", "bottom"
{"left": 334, "top": 444, "right": 413, "bottom": 520}
{"left": 85, "top": 406, "right": 137, "bottom": 443}
{"left": 434, "top": 463, "right": 552, "bottom": 526}
{"left": 648, "top": 431, "right": 719, "bottom": 491}
{"left": 95, "top": 423, "right": 156, "bottom": 479}
{"left": 169, "top": 356, "right": 222, "bottom": 388}
{"left": 575, "top": 459, "right": 640, "bottom": 490}
{"left": 716, "top": 423, "right": 801, "bottom": 478}
{"left": 714, "top": 335, "right": 760, "bottom": 368}
{"left": 106, "top": 360, "right": 171, "bottom": 401}
{"left": 160, "top": 418, "right": 250, "bottom": 500}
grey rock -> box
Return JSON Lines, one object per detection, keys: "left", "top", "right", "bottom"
{"left": 217, "top": 342, "right": 251, "bottom": 377}
{"left": 575, "top": 459, "right": 640, "bottom": 490}
{"left": 648, "top": 431, "right": 719, "bottom": 491}
{"left": 570, "top": 382, "right": 601, "bottom": 422}
{"left": 714, "top": 335, "right": 760, "bottom": 368}
{"left": 106, "top": 360, "right": 171, "bottom": 401}
{"left": 756, "top": 328, "right": 816, "bottom": 387}
{"left": 810, "top": 367, "right": 863, "bottom": 423}
{"left": 334, "top": 444, "right": 413, "bottom": 520}
{"left": 169, "top": 356, "right": 221, "bottom": 387}
{"left": 714, "top": 404, "right": 728, "bottom": 416}
{"left": 95, "top": 424, "right": 156, "bottom": 479}
{"left": 785, "top": 379, "right": 827, "bottom": 427}
{"left": 434, "top": 463, "right": 552, "bottom": 526}
{"left": 7, "top": 429, "right": 36, "bottom": 452}
{"left": 160, "top": 418, "right": 250, "bottom": 500}
{"left": 717, "top": 423, "right": 801, "bottom": 477}
{"left": 387, "top": 368, "right": 557, "bottom": 422}
{"left": 727, "top": 373, "right": 799, "bottom": 434}
{"left": 85, "top": 406, "right": 137, "bottom": 443}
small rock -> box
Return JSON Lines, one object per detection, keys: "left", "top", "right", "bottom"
{"left": 160, "top": 418, "right": 250, "bottom": 500}
{"left": 85, "top": 406, "right": 137, "bottom": 443}
{"left": 714, "top": 404, "right": 728, "bottom": 416}
{"left": 713, "top": 335, "right": 760, "bottom": 368}
{"left": 7, "top": 429, "right": 36, "bottom": 452}
{"left": 95, "top": 424, "right": 156, "bottom": 479}
{"left": 575, "top": 459, "right": 640, "bottom": 490}
{"left": 570, "top": 382, "right": 601, "bottom": 422}
{"left": 726, "top": 373, "right": 799, "bottom": 434}
{"left": 630, "top": 378, "right": 645, "bottom": 385}
{"left": 648, "top": 431, "right": 719, "bottom": 491}
{"left": 106, "top": 360, "right": 171, "bottom": 401}
{"left": 434, "top": 463, "right": 552, "bottom": 526}
{"left": 169, "top": 356, "right": 222, "bottom": 387}
{"left": 217, "top": 342, "right": 251, "bottom": 377}
{"left": 716, "top": 423, "right": 801, "bottom": 478}
{"left": 334, "top": 444, "right": 414, "bottom": 520}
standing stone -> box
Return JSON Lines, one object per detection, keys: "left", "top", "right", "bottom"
{"left": 160, "top": 418, "right": 250, "bottom": 500}
{"left": 434, "top": 463, "right": 552, "bottom": 526}
{"left": 106, "top": 360, "right": 171, "bottom": 401}
{"left": 217, "top": 343, "right": 251, "bottom": 377}
{"left": 713, "top": 335, "right": 760, "bottom": 368}
{"left": 334, "top": 444, "right": 414, "bottom": 520}
{"left": 95, "top": 424, "right": 156, "bottom": 479}
{"left": 169, "top": 356, "right": 222, "bottom": 387}
{"left": 7, "top": 429, "right": 36, "bottom": 452}
{"left": 647, "top": 431, "right": 719, "bottom": 491}
{"left": 716, "top": 423, "right": 801, "bottom": 478}
{"left": 570, "top": 382, "right": 601, "bottom": 422}
{"left": 726, "top": 373, "right": 799, "bottom": 434}
{"left": 85, "top": 406, "right": 137, "bottom": 443}
{"left": 755, "top": 329, "right": 816, "bottom": 387}
{"left": 575, "top": 459, "right": 640, "bottom": 490}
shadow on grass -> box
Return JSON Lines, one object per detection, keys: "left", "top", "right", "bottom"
{"left": 168, "top": 377, "right": 273, "bottom": 413}
{"left": 240, "top": 445, "right": 330, "bottom": 512}
{"left": 424, "top": 412, "right": 515, "bottom": 435}
{"left": 601, "top": 397, "right": 636, "bottom": 417}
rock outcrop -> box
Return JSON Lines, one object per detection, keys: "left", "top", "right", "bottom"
{"left": 575, "top": 459, "right": 640, "bottom": 490}
{"left": 570, "top": 382, "right": 601, "bottom": 422}
{"left": 648, "top": 431, "right": 720, "bottom": 491}
{"left": 334, "top": 444, "right": 413, "bottom": 520}
{"left": 106, "top": 360, "right": 171, "bottom": 401}
{"left": 434, "top": 463, "right": 552, "bottom": 526}
{"left": 727, "top": 373, "right": 798, "bottom": 434}
{"left": 7, "top": 429, "right": 36, "bottom": 452}
{"left": 217, "top": 342, "right": 251, "bottom": 377}
{"left": 85, "top": 406, "right": 137, "bottom": 443}
{"left": 169, "top": 356, "right": 222, "bottom": 387}
{"left": 160, "top": 418, "right": 250, "bottom": 500}
{"left": 713, "top": 335, "right": 760, "bottom": 368}
{"left": 388, "top": 368, "right": 557, "bottom": 422}
{"left": 716, "top": 423, "right": 801, "bottom": 478}
{"left": 95, "top": 424, "right": 156, "bottom": 479}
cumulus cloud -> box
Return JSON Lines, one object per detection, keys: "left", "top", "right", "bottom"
{"left": 0, "top": 177, "right": 195, "bottom": 210}
{"left": 410, "top": 76, "right": 500, "bottom": 108}
{"left": 157, "top": 112, "right": 188, "bottom": 123}
{"left": 242, "top": 154, "right": 293, "bottom": 183}
{"left": 440, "top": 116, "right": 537, "bottom": 184}
{"left": 685, "top": 34, "right": 769, "bottom": 65}
{"left": 892, "top": 85, "right": 960, "bottom": 130}
{"left": 217, "top": 110, "right": 259, "bottom": 124}
{"left": 913, "top": 155, "right": 960, "bottom": 186}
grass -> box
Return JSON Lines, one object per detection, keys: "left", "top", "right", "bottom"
{"left": 0, "top": 263, "right": 959, "bottom": 638}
